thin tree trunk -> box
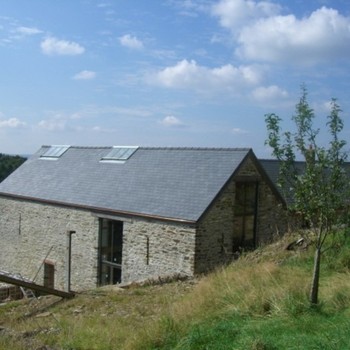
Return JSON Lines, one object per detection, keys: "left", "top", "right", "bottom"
{"left": 310, "top": 246, "right": 321, "bottom": 305}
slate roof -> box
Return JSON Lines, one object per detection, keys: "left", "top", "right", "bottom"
{"left": 0, "top": 146, "right": 255, "bottom": 223}
{"left": 259, "top": 159, "right": 302, "bottom": 205}
{"left": 259, "top": 159, "right": 350, "bottom": 205}
{"left": 259, "top": 159, "right": 304, "bottom": 190}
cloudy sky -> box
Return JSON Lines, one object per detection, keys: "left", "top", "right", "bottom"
{"left": 1, "top": 0, "right": 350, "bottom": 157}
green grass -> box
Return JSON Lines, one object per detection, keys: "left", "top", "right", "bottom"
{"left": 128, "top": 231, "right": 350, "bottom": 350}
{"left": 156, "top": 311, "right": 350, "bottom": 350}
{"left": 1, "top": 231, "right": 350, "bottom": 349}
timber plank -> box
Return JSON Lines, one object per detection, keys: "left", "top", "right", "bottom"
{"left": 0, "top": 271, "right": 75, "bottom": 299}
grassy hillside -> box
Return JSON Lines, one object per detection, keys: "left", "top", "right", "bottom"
{"left": 1, "top": 230, "right": 349, "bottom": 349}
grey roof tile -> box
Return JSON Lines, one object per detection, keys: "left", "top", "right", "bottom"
{"left": 0, "top": 146, "right": 252, "bottom": 222}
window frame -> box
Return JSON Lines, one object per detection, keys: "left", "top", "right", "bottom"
{"left": 234, "top": 180, "right": 259, "bottom": 249}
{"left": 40, "top": 145, "right": 70, "bottom": 159}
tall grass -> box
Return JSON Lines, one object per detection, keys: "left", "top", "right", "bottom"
{"left": 126, "top": 232, "right": 350, "bottom": 349}
{"left": 1, "top": 231, "right": 349, "bottom": 349}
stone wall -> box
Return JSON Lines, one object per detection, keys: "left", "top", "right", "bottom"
{"left": 194, "top": 155, "right": 288, "bottom": 274}
{"left": 122, "top": 218, "right": 196, "bottom": 282}
{"left": 0, "top": 197, "right": 99, "bottom": 291}
{"left": 256, "top": 175, "right": 288, "bottom": 243}
{"left": 0, "top": 197, "right": 197, "bottom": 290}
{"left": 194, "top": 178, "right": 235, "bottom": 274}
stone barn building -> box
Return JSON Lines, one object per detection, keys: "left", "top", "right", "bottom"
{"left": 0, "top": 146, "right": 287, "bottom": 291}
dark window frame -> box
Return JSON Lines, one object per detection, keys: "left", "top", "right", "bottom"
{"left": 234, "top": 180, "right": 259, "bottom": 249}
{"left": 98, "top": 218, "right": 124, "bottom": 286}
{"left": 43, "top": 261, "right": 55, "bottom": 289}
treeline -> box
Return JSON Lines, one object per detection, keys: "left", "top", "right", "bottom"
{"left": 0, "top": 154, "right": 26, "bottom": 182}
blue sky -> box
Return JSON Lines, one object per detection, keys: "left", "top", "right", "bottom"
{"left": 1, "top": 0, "right": 350, "bottom": 157}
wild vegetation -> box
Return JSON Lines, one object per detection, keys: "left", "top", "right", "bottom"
{"left": 1, "top": 230, "right": 349, "bottom": 349}
{"left": 265, "top": 86, "right": 349, "bottom": 305}
{"left": 0, "top": 153, "right": 26, "bottom": 183}
{"left": 1, "top": 100, "right": 349, "bottom": 348}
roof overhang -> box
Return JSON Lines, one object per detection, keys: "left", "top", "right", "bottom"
{"left": 0, "top": 192, "right": 197, "bottom": 226}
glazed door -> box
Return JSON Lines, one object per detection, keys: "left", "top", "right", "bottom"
{"left": 98, "top": 218, "right": 123, "bottom": 285}
{"left": 234, "top": 182, "right": 258, "bottom": 249}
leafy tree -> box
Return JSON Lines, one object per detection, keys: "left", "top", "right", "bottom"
{"left": 265, "top": 86, "right": 349, "bottom": 305}
{"left": 0, "top": 153, "right": 26, "bottom": 182}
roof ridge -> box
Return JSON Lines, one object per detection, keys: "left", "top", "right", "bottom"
{"left": 42, "top": 145, "right": 111, "bottom": 150}
{"left": 41, "top": 145, "right": 251, "bottom": 151}
{"left": 259, "top": 158, "right": 310, "bottom": 164}
{"left": 139, "top": 147, "right": 251, "bottom": 151}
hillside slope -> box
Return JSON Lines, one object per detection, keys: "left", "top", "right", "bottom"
{"left": 1, "top": 231, "right": 349, "bottom": 350}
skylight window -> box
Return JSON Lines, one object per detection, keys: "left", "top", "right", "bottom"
{"left": 101, "top": 146, "right": 138, "bottom": 162}
{"left": 40, "top": 145, "right": 70, "bottom": 159}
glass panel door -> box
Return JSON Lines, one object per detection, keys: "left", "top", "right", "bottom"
{"left": 234, "top": 182, "right": 258, "bottom": 249}
{"left": 99, "top": 219, "right": 123, "bottom": 285}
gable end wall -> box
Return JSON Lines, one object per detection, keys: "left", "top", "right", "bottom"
{"left": 195, "top": 156, "right": 287, "bottom": 274}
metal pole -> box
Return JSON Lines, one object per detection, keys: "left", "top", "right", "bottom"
{"left": 65, "top": 230, "right": 76, "bottom": 292}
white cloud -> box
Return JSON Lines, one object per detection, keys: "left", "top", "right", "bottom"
{"left": 41, "top": 37, "right": 85, "bottom": 56}
{"left": 319, "top": 99, "right": 341, "bottom": 114}
{"left": 232, "top": 127, "right": 248, "bottom": 135}
{"left": 73, "top": 70, "right": 96, "bottom": 80}
{"left": 38, "top": 118, "right": 66, "bottom": 131}
{"left": 151, "top": 59, "right": 263, "bottom": 92}
{"left": 4, "top": 25, "right": 42, "bottom": 42}
{"left": 211, "top": 0, "right": 350, "bottom": 65}
{"left": 37, "top": 110, "right": 87, "bottom": 131}
{"left": 119, "top": 34, "right": 143, "bottom": 50}
{"left": 237, "top": 7, "right": 350, "bottom": 64}
{"left": 76, "top": 105, "right": 152, "bottom": 118}
{"left": 170, "top": 0, "right": 208, "bottom": 17}
{"left": 70, "top": 112, "right": 83, "bottom": 120}
{"left": 212, "top": 1, "right": 350, "bottom": 65}
{"left": 160, "top": 115, "right": 184, "bottom": 127}
{"left": 97, "top": 3, "right": 110, "bottom": 8}
{"left": 91, "top": 125, "right": 118, "bottom": 133}
{"left": 252, "top": 85, "right": 288, "bottom": 101}
{"left": 0, "top": 117, "right": 26, "bottom": 128}
{"left": 15, "top": 26, "right": 42, "bottom": 36}
{"left": 212, "top": 0, "right": 281, "bottom": 32}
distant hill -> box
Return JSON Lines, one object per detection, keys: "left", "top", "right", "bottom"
{"left": 0, "top": 153, "right": 26, "bottom": 182}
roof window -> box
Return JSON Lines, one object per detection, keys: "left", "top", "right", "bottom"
{"left": 40, "top": 145, "right": 70, "bottom": 159}
{"left": 101, "top": 146, "right": 138, "bottom": 162}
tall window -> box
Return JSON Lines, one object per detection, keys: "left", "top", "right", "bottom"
{"left": 234, "top": 182, "right": 258, "bottom": 249}
{"left": 98, "top": 219, "right": 123, "bottom": 285}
